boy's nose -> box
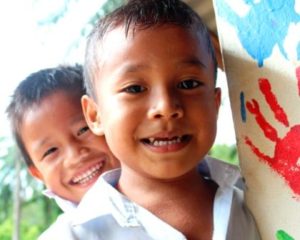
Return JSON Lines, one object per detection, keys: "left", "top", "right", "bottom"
{"left": 148, "top": 91, "right": 183, "bottom": 120}
{"left": 64, "top": 143, "right": 89, "bottom": 168}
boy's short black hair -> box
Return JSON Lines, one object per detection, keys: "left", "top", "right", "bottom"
{"left": 6, "top": 65, "right": 84, "bottom": 167}
{"left": 84, "top": 0, "right": 217, "bottom": 98}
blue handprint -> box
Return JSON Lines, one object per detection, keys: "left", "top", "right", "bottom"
{"left": 215, "top": 0, "right": 300, "bottom": 67}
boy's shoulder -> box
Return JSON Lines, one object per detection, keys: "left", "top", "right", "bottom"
{"left": 38, "top": 212, "right": 76, "bottom": 240}
{"left": 205, "top": 157, "right": 261, "bottom": 239}
{"left": 213, "top": 186, "right": 260, "bottom": 239}
{"left": 226, "top": 187, "right": 261, "bottom": 239}
{"left": 38, "top": 211, "right": 107, "bottom": 240}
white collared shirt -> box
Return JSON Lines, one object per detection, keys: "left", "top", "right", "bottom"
{"left": 43, "top": 189, "right": 77, "bottom": 213}
{"left": 39, "top": 157, "right": 260, "bottom": 240}
{"left": 42, "top": 156, "right": 240, "bottom": 213}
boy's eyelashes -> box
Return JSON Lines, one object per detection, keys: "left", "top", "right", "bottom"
{"left": 42, "top": 147, "right": 57, "bottom": 160}
{"left": 177, "top": 79, "right": 202, "bottom": 89}
{"left": 40, "top": 125, "right": 90, "bottom": 159}
{"left": 122, "top": 79, "right": 203, "bottom": 94}
{"left": 123, "top": 84, "right": 146, "bottom": 94}
{"left": 77, "top": 125, "right": 90, "bottom": 137}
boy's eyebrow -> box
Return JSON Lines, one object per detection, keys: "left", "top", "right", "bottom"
{"left": 119, "top": 57, "right": 206, "bottom": 74}
{"left": 32, "top": 116, "right": 85, "bottom": 153}
{"left": 120, "top": 63, "right": 149, "bottom": 74}
{"left": 70, "top": 114, "right": 85, "bottom": 126}
{"left": 178, "top": 56, "right": 207, "bottom": 69}
{"left": 32, "top": 137, "right": 50, "bottom": 155}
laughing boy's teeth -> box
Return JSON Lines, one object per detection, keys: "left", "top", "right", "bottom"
{"left": 150, "top": 137, "right": 181, "bottom": 146}
{"left": 72, "top": 163, "right": 103, "bottom": 184}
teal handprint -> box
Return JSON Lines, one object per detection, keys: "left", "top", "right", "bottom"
{"left": 215, "top": 0, "right": 300, "bottom": 67}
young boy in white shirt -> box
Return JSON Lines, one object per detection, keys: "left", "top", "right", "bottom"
{"left": 77, "top": 0, "right": 260, "bottom": 239}
{"left": 7, "top": 64, "right": 242, "bottom": 240}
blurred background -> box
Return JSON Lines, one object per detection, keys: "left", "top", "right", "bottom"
{"left": 0, "top": 0, "right": 237, "bottom": 239}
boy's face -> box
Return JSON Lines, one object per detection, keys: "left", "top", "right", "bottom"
{"left": 85, "top": 25, "right": 220, "bottom": 180}
{"left": 21, "top": 91, "right": 119, "bottom": 203}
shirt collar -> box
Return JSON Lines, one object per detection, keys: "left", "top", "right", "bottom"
{"left": 72, "top": 168, "right": 141, "bottom": 227}
{"left": 204, "top": 156, "right": 241, "bottom": 188}
{"left": 42, "top": 189, "right": 77, "bottom": 213}
{"left": 72, "top": 169, "right": 186, "bottom": 239}
{"left": 71, "top": 159, "right": 239, "bottom": 239}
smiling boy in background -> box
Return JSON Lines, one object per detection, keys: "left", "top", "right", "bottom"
{"left": 6, "top": 65, "right": 120, "bottom": 236}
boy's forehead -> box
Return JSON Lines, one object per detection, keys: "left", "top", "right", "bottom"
{"left": 103, "top": 23, "right": 205, "bottom": 41}
{"left": 98, "top": 24, "right": 209, "bottom": 60}
{"left": 94, "top": 24, "right": 212, "bottom": 85}
{"left": 92, "top": 24, "right": 214, "bottom": 91}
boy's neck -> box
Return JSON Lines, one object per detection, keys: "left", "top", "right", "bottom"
{"left": 117, "top": 167, "right": 217, "bottom": 240}
{"left": 118, "top": 167, "right": 210, "bottom": 202}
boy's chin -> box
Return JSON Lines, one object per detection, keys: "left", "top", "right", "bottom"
{"left": 141, "top": 166, "right": 198, "bottom": 181}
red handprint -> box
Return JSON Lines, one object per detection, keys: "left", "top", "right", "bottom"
{"left": 245, "top": 67, "right": 300, "bottom": 196}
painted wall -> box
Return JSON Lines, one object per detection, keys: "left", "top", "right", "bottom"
{"left": 213, "top": 0, "right": 300, "bottom": 239}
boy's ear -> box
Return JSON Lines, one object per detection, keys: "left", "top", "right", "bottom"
{"left": 81, "top": 95, "right": 104, "bottom": 136}
{"left": 28, "top": 166, "right": 43, "bottom": 181}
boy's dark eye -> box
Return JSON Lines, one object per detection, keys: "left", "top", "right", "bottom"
{"left": 178, "top": 79, "right": 201, "bottom": 89}
{"left": 77, "top": 126, "right": 89, "bottom": 136}
{"left": 124, "top": 85, "right": 146, "bottom": 94}
{"left": 42, "top": 147, "right": 57, "bottom": 159}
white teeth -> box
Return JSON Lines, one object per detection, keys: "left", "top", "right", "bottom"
{"left": 152, "top": 137, "right": 181, "bottom": 146}
{"left": 72, "top": 162, "right": 103, "bottom": 184}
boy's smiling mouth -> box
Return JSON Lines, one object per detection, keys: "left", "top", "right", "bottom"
{"left": 70, "top": 162, "right": 103, "bottom": 185}
{"left": 141, "top": 134, "right": 192, "bottom": 151}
